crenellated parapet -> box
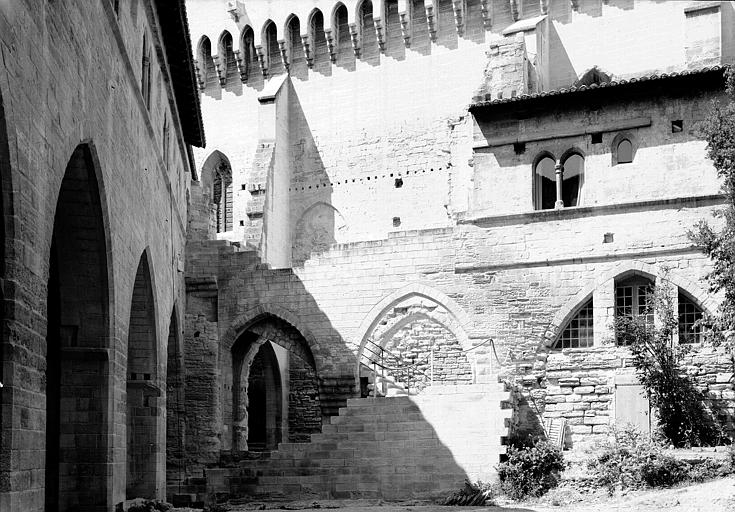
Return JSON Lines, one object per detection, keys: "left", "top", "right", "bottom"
{"left": 189, "top": 0, "right": 733, "bottom": 92}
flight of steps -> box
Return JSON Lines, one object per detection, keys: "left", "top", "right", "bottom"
{"left": 175, "top": 383, "right": 512, "bottom": 505}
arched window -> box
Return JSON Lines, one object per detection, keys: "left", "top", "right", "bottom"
{"left": 534, "top": 155, "right": 556, "bottom": 210}
{"left": 197, "top": 36, "right": 215, "bottom": 88}
{"left": 615, "top": 275, "right": 654, "bottom": 346}
{"left": 561, "top": 153, "right": 583, "bottom": 207}
{"left": 678, "top": 291, "right": 703, "bottom": 344}
{"left": 554, "top": 299, "right": 594, "bottom": 349}
{"left": 286, "top": 15, "right": 302, "bottom": 71}
{"left": 218, "top": 31, "right": 237, "bottom": 83}
{"left": 617, "top": 138, "right": 633, "bottom": 164}
{"left": 241, "top": 26, "right": 256, "bottom": 81}
{"left": 309, "top": 9, "right": 328, "bottom": 70}
{"left": 213, "top": 162, "right": 233, "bottom": 233}
{"left": 263, "top": 21, "right": 282, "bottom": 75}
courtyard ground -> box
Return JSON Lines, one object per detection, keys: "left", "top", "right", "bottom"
{"left": 170, "top": 475, "right": 735, "bottom": 512}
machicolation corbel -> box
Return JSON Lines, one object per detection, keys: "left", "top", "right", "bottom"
{"left": 425, "top": 2, "right": 437, "bottom": 42}
{"left": 349, "top": 23, "right": 361, "bottom": 58}
{"left": 373, "top": 16, "right": 386, "bottom": 51}
{"left": 277, "top": 39, "right": 290, "bottom": 72}
{"left": 509, "top": 0, "right": 520, "bottom": 21}
{"left": 399, "top": 10, "right": 411, "bottom": 47}
{"left": 452, "top": 0, "right": 466, "bottom": 37}
{"left": 213, "top": 55, "right": 226, "bottom": 87}
{"left": 480, "top": 0, "right": 492, "bottom": 28}
{"left": 193, "top": 59, "right": 205, "bottom": 90}
{"left": 301, "top": 34, "right": 314, "bottom": 68}
{"left": 255, "top": 45, "right": 268, "bottom": 78}
{"left": 234, "top": 50, "right": 247, "bottom": 83}
{"left": 324, "top": 29, "right": 337, "bottom": 63}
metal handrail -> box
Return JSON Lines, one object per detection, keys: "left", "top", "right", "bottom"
{"left": 361, "top": 336, "right": 495, "bottom": 396}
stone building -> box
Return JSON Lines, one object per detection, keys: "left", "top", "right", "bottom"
{"left": 2, "top": 0, "right": 735, "bottom": 510}
{"left": 178, "top": 0, "right": 735, "bottom": 502}
{"left": 0, "top": 1, "right": 204, "bottom": 511}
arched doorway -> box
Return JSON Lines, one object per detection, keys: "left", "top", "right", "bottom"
{"left": 46, "top": 143, "right": 111, "bottom": 511}
{"left": 166, "top": 307, "right": 185, "bottom": 484}
{"left": 245, "top": 341, "right": 282, "bottom": 451}
{"left": 230, "top": 315, "right": 321, "bottom": 452}
{"left": 126, "top": 251, "right": 160, "bottom": 500}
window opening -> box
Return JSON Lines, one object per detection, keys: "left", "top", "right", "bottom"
{"left": 617, "top": 139, "right": 633, "bottom": 164}
{"left": 615, "top": 276, "right": 654, "bottom": 346}
{"left": 678, "top": 292, "right": 703, "bottom": 344}
{"left": 534, "top": 156, "right": 556, "bottom": 210}
{"left": 561, "top": 153, "right": 583, "bottom": 207}
{"left": 141, "top": 33, "right": 151, "bottom": 108}
{"left": 555, "top": 299, "right": 594, "bottom": 349}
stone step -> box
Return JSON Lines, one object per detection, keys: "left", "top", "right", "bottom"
{"left": 194, "top": 385, "right": 511, "bottom": 501}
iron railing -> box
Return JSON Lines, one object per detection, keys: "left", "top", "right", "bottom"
{"left": 361, "top": 337, "right": 496, "bottom": 396}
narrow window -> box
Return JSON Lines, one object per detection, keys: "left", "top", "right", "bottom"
{"left": 264, "top": 21, "right": 281, "bottom": 74}
{"left": 213, "top": 162, "right": 233, "bottom": 233}
{"left": 141, "top": 34, "right": 151, "bottom": 109}
{"left": 678, "top": 292, "right": 703, "bottom": 344}
{"left": 534, "top": 156, "right": 556, "bottom": 210}
{"left": 554, "top": 299, "right": 594, "bottom": 349}
{"left": 242, "top": 28, "right": 256, "bottom": 80}
{"left": 615, "top": 275, "right": 654, "bottom": 346}
{"left": 219, "top": 32, "right": 237, "bottom": 83}
{"left": 617, "top": 139, "right": 633, "bottom": 164}
{"left": 287, "top": 16, "right": 301, "bottom": 70}
{"left": 561, "top": 153, "right": 583, "bottom": 207}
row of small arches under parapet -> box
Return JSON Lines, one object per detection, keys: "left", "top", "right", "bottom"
{"left": 193, "top": 0, "right": 494, "bottom": 88}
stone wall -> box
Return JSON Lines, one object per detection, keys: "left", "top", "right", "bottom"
{"left": 0, "top": 1, "right": 197, "bottom": 510}
{"left": 180, "top": 0, "right": 735, "bottom": 485}
{"left": 288, "top": 354, "right": 323, "bottom": 443}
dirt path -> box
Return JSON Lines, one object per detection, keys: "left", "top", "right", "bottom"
{"left": 527, "top": 476, "right": 735, "bottom": 512}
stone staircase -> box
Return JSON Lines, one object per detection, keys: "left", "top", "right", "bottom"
{"left": 171, "top": 383, "right": 512, "bottom": 505}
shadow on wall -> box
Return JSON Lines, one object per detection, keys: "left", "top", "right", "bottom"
{"left": 287, "top": 78, "right": 350, "bottom": 266}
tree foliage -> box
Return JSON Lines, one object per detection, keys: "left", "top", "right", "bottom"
{"left": 690, "top": 66, "right": 735, "bottom": 343}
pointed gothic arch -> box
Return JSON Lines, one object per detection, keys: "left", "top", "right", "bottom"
{"left": 355, "top": 282, "right": 478, "bottom": 384}
{"left": 46, "top": 141, "right": 114, "bottom": 510}
{"left": 165, "top": 303, "right": 185, "bottom": 484}
{"left": 126, "top": 248, "right": 161, "bottom": 500}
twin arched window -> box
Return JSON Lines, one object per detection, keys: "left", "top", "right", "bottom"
{"left": 534, "top": 152, "right": 584, "bottom": 210}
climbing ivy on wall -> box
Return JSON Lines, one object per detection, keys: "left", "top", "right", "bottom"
{"left": 691, "top": 66, "right": 735, "bottom": 351}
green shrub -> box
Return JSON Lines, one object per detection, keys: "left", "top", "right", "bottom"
{"left": 496, "top": 439, "right": 565, "bottom": 501}
{"left": 687, "top": 458, "right": 730, "bottom": 483}
{"left": 589, "top": 425, "right": 695, "bottom": 493}
{"left": 440, "top": 479, "right": 496, "bottom": 506}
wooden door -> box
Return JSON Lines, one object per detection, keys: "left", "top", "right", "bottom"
{"left": 615, "top": 376, "right": 651, "bottom": 435}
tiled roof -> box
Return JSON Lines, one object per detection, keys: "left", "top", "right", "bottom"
{"left": 469, "top": 65, "right": 727, "bottom": 111}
